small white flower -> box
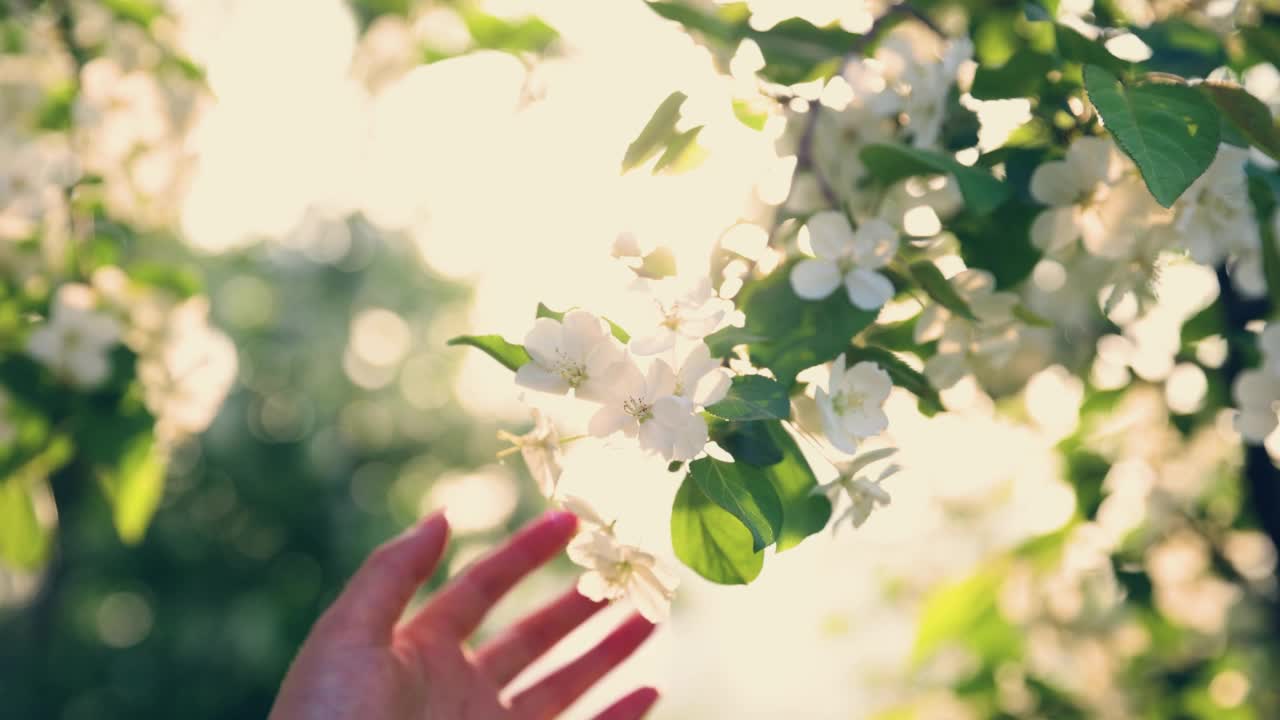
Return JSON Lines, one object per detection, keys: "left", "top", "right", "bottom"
{"left": 588, "top": 356, "right": 708, "bottom": 461}
{"left": 1234, "top": 368, "right": 1280, "bottom": 442}
{"left": 630, "top": 277, "right": 728, "bottom": 355}
{"left": 790, "top": 211, "right": 899, "bottom": 310}
{"left": 673, "top": 341, "right": 731, "bottom": 407}
{"left": 913, "top": 269, "right": 1023, "bottom": 389}
{"left": 815, "top": 447, "right": 901, "bottom": 530}
{"left": 27, "top": 283, "right": 121, "bottom": 388}
{"left": 1175, "top": 146, "right": 1259, "bottom": 277}
{"left": 1030, "top": 137, "right": 1163, "bottom": 259}
{"left": 561, "top": 496, "right": 679, "bottom": 623}
{"left": 499, "top": 409, "right": 564, "bottom": 498}
{"left": 516, "top": 310, "right": 623, "bottom": 401}
{"left": 814, "top": 353, "right": 893, "bottom": 454}
{"left": 1234, "top": 323, "right": 1280, "bottom": 443}
{"left": 136, "top": 297, "right": 237, "bottom": 441}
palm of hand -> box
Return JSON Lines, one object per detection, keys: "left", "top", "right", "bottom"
{"left": 270, "top": 512, "right": 657, "bottom": 720}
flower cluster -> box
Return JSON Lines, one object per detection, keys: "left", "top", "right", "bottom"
{"left": 516, "top": 302, "right": 730, "bottom": 464}
{"left": 561, "top": 495, "right": 679, "bottom": 623}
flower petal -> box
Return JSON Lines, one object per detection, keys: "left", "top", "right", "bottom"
{"left": 805, "top": 210, "right": 856, "bottom": 260}
{"left": 589, "top": 405, "right": 632, "bottom": 438}
{"left": 790, "top": 259, "right": 842, "bottom": 300}
{"left": 515, "top": 363, "right": 570, "bottom": 395}
{"left": 844, "top": 268, "right": 895, "bottom": 310}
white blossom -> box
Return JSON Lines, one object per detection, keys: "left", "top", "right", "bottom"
{"left": 914, "top": 269, "right": 1024, "bottom": 389}
{"left": 516, "top": 310, "right": 623, "bottom": 401}
{"left": 27, "top": 283, "right": 121, "bottom": 388}
{"left": 588, "top": 356, "right": 708, "bottom": 461}
{"left": 1174, "top": 145, "right": 1262, "bottom": 297}
{"left": 630, "top": 277, "right": 728, "bottom": 355}
{"left": 814, "top": 353, "right": 893, "bottom": 454}
{"left": 790, "top": 211, "right": 899, "bottom": 310}
{"left": 499, "top": 409, "right": 565, "bottom": 498}
{"left": 886, "top": 36, "right": 973, "bottom": 149}
{"left": 136, "top": 297, "right": 237, "bottom": 441}
{"left": 561, "top": 496, "right": 678, "bottom": 623}
{"left": 1234, "top": 324, "right": 1280, "bottom": 443}
{"left": 815, "top": 447, "right": 901, "bottom": 530}
{"left": 673, "top": 341, "right": 731, "bottom": 407}
{"left": 1030, "top": 136, "right": 1164, "bottom": 259}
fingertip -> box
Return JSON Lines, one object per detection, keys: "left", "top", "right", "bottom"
{"left": 632, "top": 686, "right": 659, "bottom": 707}
{"left": 545, "top": 510, "right": 578, "bottom": 535}
{"left": 420, "top": 510, "right": 450, "bottom": 540}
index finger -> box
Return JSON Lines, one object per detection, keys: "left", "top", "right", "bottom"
{"left": 406, "top": 511, "right": 578, "bottom": 641}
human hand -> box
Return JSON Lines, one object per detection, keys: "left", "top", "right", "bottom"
{"left": 269, "top": 511, "right": 659, "bottom": 720}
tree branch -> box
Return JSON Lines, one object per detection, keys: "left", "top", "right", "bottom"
{"left": 789, "top": 1, "right": 947, "bottom": 217}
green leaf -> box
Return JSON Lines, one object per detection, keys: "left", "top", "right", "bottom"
{"left": 535, "top": 303, "right": 631, "bottom": 343}
{"left": 1054, "top": 24, "right": 1129, "bottom": 76}
{"left": 909, "top": 261, "right": 977, "bottom": 321}
{"left": 1242, "top": 25, "right": 1280, "bottom": 68}
{"left": 671, "top": 471, "right": 765, "bottom": 584}
{"left": 653, "top": 125, "right": 706, "bottom": 174}
{"left": 704, "top": 261, "right": 878, "bottom": 387}
{"left": 0, "top": 437, "right": 67, "bottom": 570}
{"left": 0, "top": 476, "right": 45, "bottom": 570}
{"left": 102, "top": 0, "right": 163, "bottom": 26}
{"left": 706, "top": 375, "right": 791, "bottom": 421}
{"left": 912, "top": 558, "right": 1021, "bottom": 666}
{"left": 622, "top": 91, "right": 687, "bottom": 172}
{"left": 636, "top": 247, "right": 678, "bottom": 279}
{"left": 860, "top": 144, "right": 1010, "bottom": 214}
{"left": 708, "top": 418, "right": 784, "bottom": 467}
{"left": 687, "top": 457, "right": 783, "bottom": 552}
{"left": 845, "top": 345, "right": 942, "bottom": 415}
{"left": 732, "top": 99, "right": 768, "bottom": 130}
{"left": 1200, "top": 83, "right": 1280, "bottom": 162}
{"left": 951, "top": 196, "right": 1042, "bottom": 287}
{"left": 1083, "top": 65, "right": 1220, "bottom": 208}
{"left": 760, "top": 422, "right": 831, "bottom": 551}
{"left": 462, "top": 10, "right": 559, "bottom": 53}
{"left": 970, "top": 49, "right": 1054, "bottom": 100}
{"left": 646, "top": 1, "right": 858, "bottom": 85}
{"left": 1132, "top": 20, "right": 1225, "bottom": 78}
{"left": 446, "top": 335, "right": 531, "bottom": 372}
{"left": 99, "top": 432, "right": 166, "bottom": 544}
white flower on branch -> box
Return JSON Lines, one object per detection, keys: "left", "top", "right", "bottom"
{"left": 814, "top": 353, "right": 893, "bottom": 455}
{"left": 790, "top": 211, "right": 899, "bottom": 311}
{"left": 815, "top": 447, "right": 901, "bottom": 530}
{"left": 136, "top": 297, "right": 238, "bottom": 442}
{"left": 498, "top": 408, "right": 564, "bottom": 498}
{"left": 1030, "top": 136, "right": 1165, "bottom": 260}
{"left": 914, "top": 269, "right": 1024, "bottom": 389}
{"left": 560, "top": 495, "right": 679, "bottom": 623}
{"left": 1234, "top": 324, "right": 1280, "bottom": 443}
{"left": 516, "top": 310, "right": 623, "bottom": 401}
{"left": 27, "top": 283, "right": 121, "bottom": 389}
{"left": 673, "top": 341, "right": 731, "bottom": 407}
{"left": 629, "top": 277, "right": 728, "bottom": 356}
{"left": 588, "top": 356, "right": 708, "bottom": 462}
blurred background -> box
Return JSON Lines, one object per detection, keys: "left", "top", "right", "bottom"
{"left": 1, "top": 0, "right": 1279, "bottom": 718}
